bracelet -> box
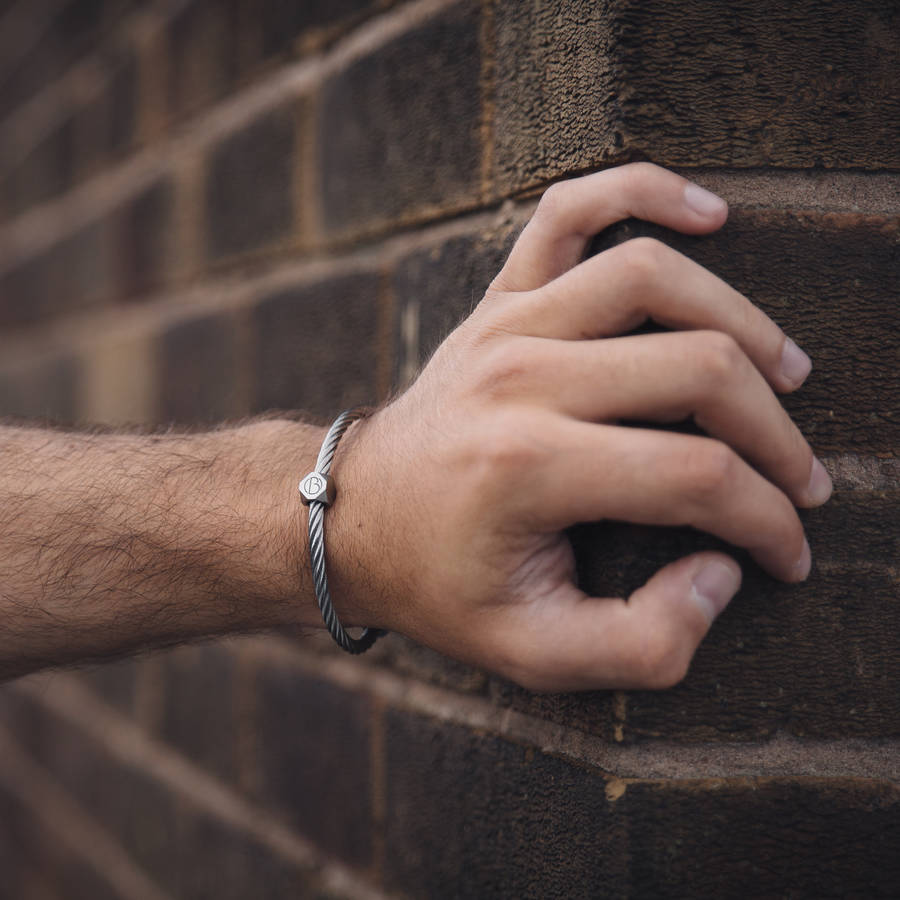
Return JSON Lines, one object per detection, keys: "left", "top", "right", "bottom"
{"left": 299, "top": 408, "right": 386, "bottom": 654}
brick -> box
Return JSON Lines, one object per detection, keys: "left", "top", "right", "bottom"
{"left": 258, "top": 0, "right": 387, "bottom": 57}
{"left": 0, "top": 779, "right": 121, "bottom": 900}
{"left": 250, "top": 272, "right": 379, "bottom": 419}
{"left": 391, "top": 226, "right": 518, "bottom": 388}
{"left": 113, "top": 177, "right": 174, "bottom": 299}
{"left": 590, "top": 209, "right": 900, "bottom": 453}
{"left": 79, "top": 330, "right": 156, "bottom": 425}
{"left": 384, "top": 709, "right": 627, "bottom": 899}
{"left": 7, "top": 117, "right": 76, "bottom": 216}
{"left": 0, "top": 354, "right": 79, "bottom": 422}
{"left": 12, "top": 697, "right": 311, "bottom": 898}
{"left": 156, "top": 310, "right": 243, "bottom": 423}
{"left": 160, "top": 643, "right": 237, "bottom": 784}
{"left": 621, "top": 778, "right": 900, "bottom": 898}
{"left": 76, "top": 658, "right": 137, "bottom": 717}
{"left": 493, "top": 1, "right": 900, "bottom": 194}
{"left": 76, "top": 50, "right": 138, "bottom": 179}
{"left": 166, "top": 0, "right": 240, "bottom": 123}
{"left": 318, "top": 1, "right": 482, "bottom": 236}
{"left": 0, "top": 220, "right": 113, "bottom": 328}
{"left": 567, "top": 494, "right": 900, "bottom": 742}
{"left": 0, "top": 0, "right": 108, "bottom": 119}
{"left": 255, "top": 665, "right": 373, "bottom": 867}
{"left": 205, "top": 102, "right": 298, "bottom": 260}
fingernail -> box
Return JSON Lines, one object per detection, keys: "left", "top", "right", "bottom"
{"left": 807, "top": 457, "right": 833, "bottom": 506}
{"left": 684, "top": 182, "right": 728, "bottom": 218}
{"left": 792, "top": 539, "right": 812, "bottom": 581}
{"left": 691, "top": 560, "right": 741, "bottom": 624}
{"left": 780, "top": 337, "right": 812, "bottom": 387}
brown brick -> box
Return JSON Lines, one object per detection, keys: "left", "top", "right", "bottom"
{"left": 10, "top": 698, "right": 310, "bottom": 898}
{"left": 156, "top": 310, "right": 243, "bottom": 423}
{"left": 255, "top": 665, "right": 373, "bottom": 868}
{"left": 113, "top": 176, "right": 174, "bottom": 300}
{"left": 621, "top": 778, "right": 900, "bottom": 898}
{"left": 0, "top": 355, "right": 79, "bottom": 422}
{"left": 568, "top": 494, "right": 900, "bottom": 742}
{"left": 391, "top": 227, "right": 518, "bottom": 388}
{"left": 591, "top": 209, "right": 900, "bottom": 453}
{"left": 166, "top": 0, "right": 240, "bottom": 123}
{"left": 6, "top": 117, "right": 76, "bottom": 216}
{"left": 258, "top": 0, "right": 388, "bottom": 58}
{"left": 0, "top": 221, "right": 113, "bottom": 328}
{"left": 0, "top": 777, "right": 121, "bottom": 900}
{"left": 384, "top": 708, "right": 627, "bottom": 899}
{"left": 318, "top": 1, "right": 482, "bottom": 236}
{"left": 205, "top": 102, "right": 298, "bottom": 260}
{"left": 76, "top": 658, "right": 137, "bottom": 717}
{"left": 160, "top": 643, "right": 238, "bottom": 784}
{"left": 494, "top": 1, "right": 900, "bottom": 194}
{"left": 75, "top": 50, "right": 138, "bottom": 180}
{"left": 250, "top": 272, "right": 379, "bottom": 419}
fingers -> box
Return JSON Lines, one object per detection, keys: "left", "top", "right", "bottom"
{"left": 484, "top": 331, "right": 830, "bottom": 507}
{"left": 492, "top": 552, "right": 741, "bottom": 692}
{"left": 503, "top": 237, "right": 810, "bottom": 394}
{"left": 525, "top": 415, "right": 810, "bottom": 583}
{"left": 494, "top": 162, "right": 728, "bottom": 293}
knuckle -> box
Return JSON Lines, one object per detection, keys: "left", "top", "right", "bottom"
{"left": 697, "top": 330, "right": 745, "bottom": 382}
{"left": 615, "top": 236, "right": 667, "bottom": 290}
{"left": 685, "top": 439, "right": 738, "bottom": 501}
{"left": 534, "top": 181, "right": 569, "bottom": 221}
{"left": 477, "top": 409, "right": 544, "bottom": 475}
{"left": 470, "top": 341, "right": 531, "bottom": 402}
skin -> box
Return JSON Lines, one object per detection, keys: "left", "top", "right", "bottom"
{"left": 0, "top": 163, "right": 832, "bottom": 690}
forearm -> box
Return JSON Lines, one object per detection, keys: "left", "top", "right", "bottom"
{"left": 0, "top": 418, "right": 340, "bottom": 681}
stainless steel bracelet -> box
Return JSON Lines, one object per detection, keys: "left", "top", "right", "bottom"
{"left": 299, "top": 408, "right": 385, "bottom": 654}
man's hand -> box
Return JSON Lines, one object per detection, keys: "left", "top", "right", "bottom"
{"left": 332, "top": 163, "right": 832, "bottom": 692}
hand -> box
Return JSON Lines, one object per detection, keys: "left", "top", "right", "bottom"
{"left": 331, "top": 162, "right": 832, "bottom": 692}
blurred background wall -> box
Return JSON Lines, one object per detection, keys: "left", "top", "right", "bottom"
{"left": 0, "top": 0, "right": 897, "bottom": 897}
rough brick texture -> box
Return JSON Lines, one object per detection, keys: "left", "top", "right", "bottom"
{"left": 0, "top": 1, "right": 896, "bottom": 898}
{"left": 318, "top": 0, "right": 483, "bottom": 236}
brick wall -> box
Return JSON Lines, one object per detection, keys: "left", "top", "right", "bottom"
{"left": 0, "top": 1, "right": 897, "bottom": 897}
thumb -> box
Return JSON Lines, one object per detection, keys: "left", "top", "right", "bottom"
{"left": 492, "top": 552, "right": 741, "bottom": 693}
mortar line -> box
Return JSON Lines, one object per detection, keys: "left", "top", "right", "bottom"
{"left": 14, "top": 673, "right": 392, "bottom": 900}
{"left": 233, "top": 636, "right": 900, "bottom": 783}
{"left": 0, "top": 724, "right": 174, "bottom": 900}
{"left": 0, "top": 0, "right": 462, "bottom": 272}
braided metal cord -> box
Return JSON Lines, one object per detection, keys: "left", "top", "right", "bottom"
{"left": 306, "top": 408, "right": 386, "bottom": 654}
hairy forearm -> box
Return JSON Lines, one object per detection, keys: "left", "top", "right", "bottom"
{"left": 0, "top": 418, "right": 336, "bottom": 681}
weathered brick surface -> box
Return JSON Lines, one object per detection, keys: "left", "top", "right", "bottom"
{"left": 622, "top": 778, "right": 900, "bottom": 898}
{"left": 391, "top": 226, "right": 518, "bottom": 386}
{"left": 384, "top": 708, "right": 628, "bottom": 899}
{"left": 250, "top": 272, "right": 380, "bottom": 418}
{"left": 567, "top": 492, "right": 900, "bottom": 742}
{"left": 493, "top": 0, "right": 900, "bottom": 193}
{"left": 318, "top": 1, "right": 483, "bottom": 236}
{"left": 255, "top": 665, "right": 373, "bottom": 868}
{"left": 591, "top": 209, "right": 900, "bottom": 453}
{"left": 386, "top": 709, "right": 900, "bottom": 898}
{"left": 156, "top": 310, "right": 243, "bottom": 423}
{"left": 205, "top": 102, "right": 299, "bottom": 260}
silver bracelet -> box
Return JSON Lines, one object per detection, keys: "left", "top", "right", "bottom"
{"left": 299, "top": 408, "right": 385, "bottom": 654}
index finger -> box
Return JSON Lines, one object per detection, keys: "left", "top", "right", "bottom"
{"left": 493, "top": 162, "right": 728, "bottom": 293}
